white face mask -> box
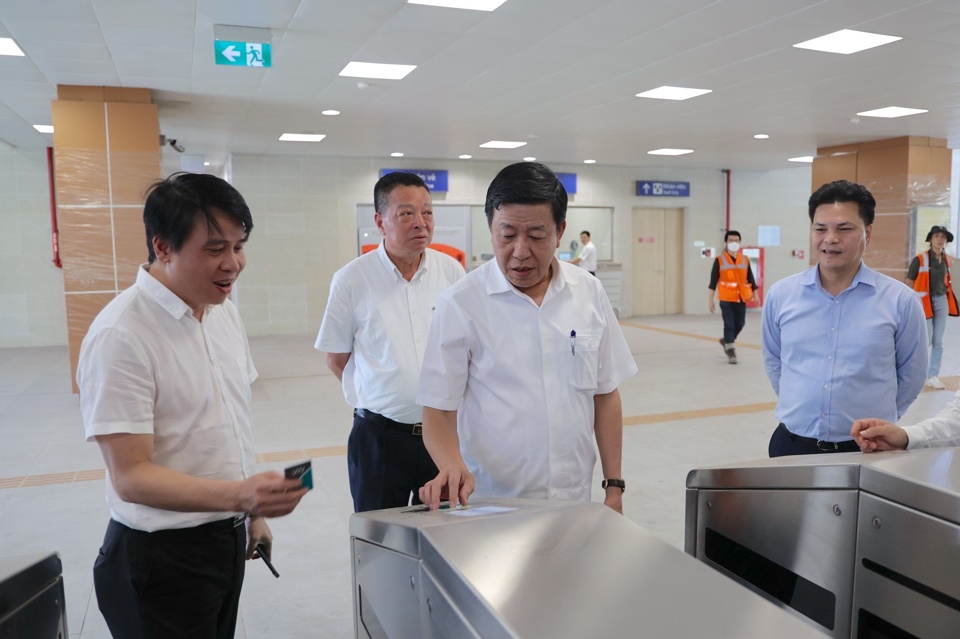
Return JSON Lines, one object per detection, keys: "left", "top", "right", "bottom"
{"left": 727, "top": 241, "right": 740, "bottom": 253}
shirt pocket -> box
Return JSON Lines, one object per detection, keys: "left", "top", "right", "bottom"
{"left": 545, "top": 332, "right": 601, "bottom": 392}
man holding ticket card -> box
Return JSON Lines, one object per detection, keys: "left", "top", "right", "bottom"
{"left": 417, "top": 162, "right": 637, "bottom": 514}
{"left": 77, "top": 174, "right": 308, "bottom": 639}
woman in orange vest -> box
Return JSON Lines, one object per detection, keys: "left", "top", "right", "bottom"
{"left": 906, "top": 225, "right": 959, "bottom": 389}
{"left": 708, "top": 230, "right": 757, "bottom": 364}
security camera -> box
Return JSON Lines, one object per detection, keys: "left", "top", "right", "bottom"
{"left": 168, "top": 139, "right": 185, "bottom": 153}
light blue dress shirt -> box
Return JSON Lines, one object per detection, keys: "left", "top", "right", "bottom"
{"left": 761, "top": 263, "right": 928, "bottom": 441}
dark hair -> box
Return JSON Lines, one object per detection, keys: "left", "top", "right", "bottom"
{"left": 485, "top": 162, "right": 567, "bottom": 229}
{"left": 143, "top": 172, "right": 253, "bottom": 263}
{"left": 724, "top": 230, "right": 741, "bottom": 242}
{"left": 580, "top": 230, "right": 591, "bottom": 238}
{"left": 374, "top": 172, "right": 429, "bottom": 214}
{"left": 808, "top": 180, "right": 876, "bottom": 226}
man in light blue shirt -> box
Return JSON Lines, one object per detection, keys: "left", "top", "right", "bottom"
{"left": 761, "top": 180, "right": 928, "bottom": 456}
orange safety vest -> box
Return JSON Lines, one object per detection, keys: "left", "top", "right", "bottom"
{"left": 912, "top": 250, "right": 959, "bottom": 319}
{"left": 716, "top": 251, "right": 753, "bottom": 303}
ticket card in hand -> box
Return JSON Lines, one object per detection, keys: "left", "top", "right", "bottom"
{"left": 284, "top": 460, "right": 313, "bottom": 490}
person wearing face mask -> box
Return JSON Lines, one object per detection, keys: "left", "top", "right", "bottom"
{"left": 905, "top": 225, "right": 958, "bottom": 390}
{"left": 708, "top": 230, "right": 757, "bottom": 364}
{"left": 761, "top": 180, "right": 927, "bottom": 457}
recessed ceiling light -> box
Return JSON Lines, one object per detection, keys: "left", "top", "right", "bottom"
{"left": 408, "top": 0, "right": 509, "bottom": 10}
{"left": 33, "top": 124, "right": 54, "bottom": 134}
{"left": 857, "top": 106, "right": 928, "bottom": 118}
{"left": 339, "top": 61, "right": 416, "bottom": 80}
{"left": 459, "top": 154, "right": 472, "bottom": 159}
{"left": 523, "top": 157, "right": 536, "bottom": 162}
{"left": 391, "top": 152, "right": 404, "bottom": 157}
{"left": 321, "top": 110, "right": 340, "bottom": 116}
{"left": 635, "top": 86, "right": 712, "bottom": 101}
{"left": 203, "top": 162, "right": 210, "bottom": 166}
{"left": 279, "top": 133, "right": 326, "bottom": 142}
{"left": 788, "top": 156, "right": 814, "bottom": 163}
{"left": 479, "top": 140, "right": 526, "bottom": 149}
{"left": 648, "top": 148, "right": 694, "bottom": 156}
{"left": 0, "top": 38, "right": 25, "bottom": 57}
{"left": 793, "top": 29, "right": 901, "bottom": 55}
{"left": 583, "top": 159, "right": 596, "bottom": 164}
{"left": 754, "top": 134, "right": 769, "bottom": 139}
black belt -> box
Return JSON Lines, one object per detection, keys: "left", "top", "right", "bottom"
{"left": 201, "top": 514, "right": 247, "bottom": 529}
{"left": 355, "top": 408, "right": 423, "bottom": 435}
{"left": 782, "top": 424, "right": 859, "bottom": 452}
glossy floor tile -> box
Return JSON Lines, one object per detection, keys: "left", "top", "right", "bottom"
{"left": 1, "top": 311, "right": 957, "bottom": 638}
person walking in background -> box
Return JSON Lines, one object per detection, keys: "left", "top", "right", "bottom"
{"left": 906, "top": 225, "right": 958, "bottom": 390}
{"left": 569, "top": 230, "right": 597, "bottom": 275}
{"left": 708, "top": 230, "right": 757, "bottom": 364}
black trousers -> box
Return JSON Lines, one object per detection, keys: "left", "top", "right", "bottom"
{"left": 719, "top": 301, "right": 747, "bottom": 344}
{"left": 94, "top": 517, "right": 245, "bottom": 639}
{"left": 768, "top": 423, "right": 860, "bottom": 457}
{"left": 348, "top": 409, "right": 439, "bottom": 512}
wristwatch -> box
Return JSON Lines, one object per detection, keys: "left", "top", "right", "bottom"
{"left": 601, "top": 478, "right": 626, "bottom": 492}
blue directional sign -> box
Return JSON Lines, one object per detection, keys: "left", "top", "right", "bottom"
{"left": 215, "top": 40, "right": 272, "bottom": 68}
{"left": 380, "top": 169, "right": 449, "bottom": 192}
{"left": 636, "top": 180, "right": 690, "bottom": 197}
{"left": 556, "top": 172, "right": 577, "bottom": 195}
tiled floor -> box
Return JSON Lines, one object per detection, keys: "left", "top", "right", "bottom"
{"left": 2, "top": 312, "right": 957, "bottom": 638}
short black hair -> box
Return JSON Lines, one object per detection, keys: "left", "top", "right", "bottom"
{"left": 724, "top": 230, "right": 741, "bottom": 242}
{"left": 143, "top": 172, "right": 253, "bottom": 263}
{"left": 580, "top": 230, "right": 591, "bottom": 238}
{"left": 485, "top": 162, "right": 567, "bottom": 229}
{"left": 808, "top": 180, "right": 876, "bottom": 226}
{"left": 374, "top": 172, "right": 429, "bottom": 214}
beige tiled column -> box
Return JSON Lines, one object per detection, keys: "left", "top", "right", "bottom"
{"left": 812, "top": 136, "right": 952, "bottom": 281}
{"left": 51, "top": 85, "right": 162, "bottom": 392}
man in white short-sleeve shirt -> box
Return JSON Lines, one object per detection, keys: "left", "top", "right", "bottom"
{"left": 78, "top": 173, "right": 307, "bottom": 639}
{"left": 417, "top": 162, "right": 638, "bottom": 513}
{"left": 570, "top": 229, "right": 597, "bottom": 275}
{"left": 316, "top": 172, "right": 464, "bottom": 512}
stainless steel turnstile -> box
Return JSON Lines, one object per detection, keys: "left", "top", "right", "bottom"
{"left": 686, "top": 448, "right": 960, "bottom": 639}
{"left": 0, "top": 552, "right": 68, "bottom": 638}
{"left": 351, "top": 498, "right": 825, "bottom": 639}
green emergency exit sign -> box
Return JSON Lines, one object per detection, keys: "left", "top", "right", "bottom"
{"left": 215, "top": 40, "right": 272, "bottom": 67}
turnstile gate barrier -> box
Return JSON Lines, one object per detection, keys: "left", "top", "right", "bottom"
{"left": 686, "top": 448, "right": 960, "bottom": 638}
{"left": 351, "top": 497, "right": 826, "bottom": 639}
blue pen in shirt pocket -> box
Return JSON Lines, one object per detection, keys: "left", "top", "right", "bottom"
{"left": 570, "top": 330, "right": 576, "bottom": 355}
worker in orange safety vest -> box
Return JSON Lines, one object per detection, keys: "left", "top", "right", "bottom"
{"left": 906, "top": 225, "right": 958, "bottom": 390}
{"left": 708, "top": 230, "right": 757, "bottom": 364}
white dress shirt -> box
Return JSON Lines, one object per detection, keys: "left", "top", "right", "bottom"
{"left": 315, "top": 243, "right": 464, "bottom": 424}
{"left": 904, "top": 390, "right": 960, "bottom": 448}
{"left": 577, "top": 240, "right": 597, "bottom": 272}
{"left": 417, "top": 259, "right": 638, "bottom": 501}
{"left": 78, "top": 266, "right": 257, "bottom": 532}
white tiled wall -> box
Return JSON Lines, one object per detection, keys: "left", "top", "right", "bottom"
{"left": 0, "top": 148, "right": 67, "bottom": 348}
{"left": 229, "top": 153, "right": 813, "bottom": 334}
{"left": 0, "top": 148, "right": 813, "bottom": 348}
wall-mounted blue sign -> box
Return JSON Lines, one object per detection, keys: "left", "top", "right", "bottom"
{"left": 556, "top": 172, "right": 577, "bottom": 195}
{"left": 380, "top": 169, "right": 449, "bottom": 192}
{"left": 636, "top": 180, "right": 690, "bottom": 197}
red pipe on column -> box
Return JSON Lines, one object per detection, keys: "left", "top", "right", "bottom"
{"left": 48, "top": 146, "right": 61, "bottom": 268}
{"left": 722, "top": 169, "right": 731, "bottom": 232}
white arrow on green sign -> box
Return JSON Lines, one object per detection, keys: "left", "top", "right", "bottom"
{"left": 214, "top": 40, "right": 272, "bottom": 68}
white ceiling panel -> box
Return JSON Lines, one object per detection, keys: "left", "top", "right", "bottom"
{"left": 0, "top": 0, "right": 958, "bottom": 172}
